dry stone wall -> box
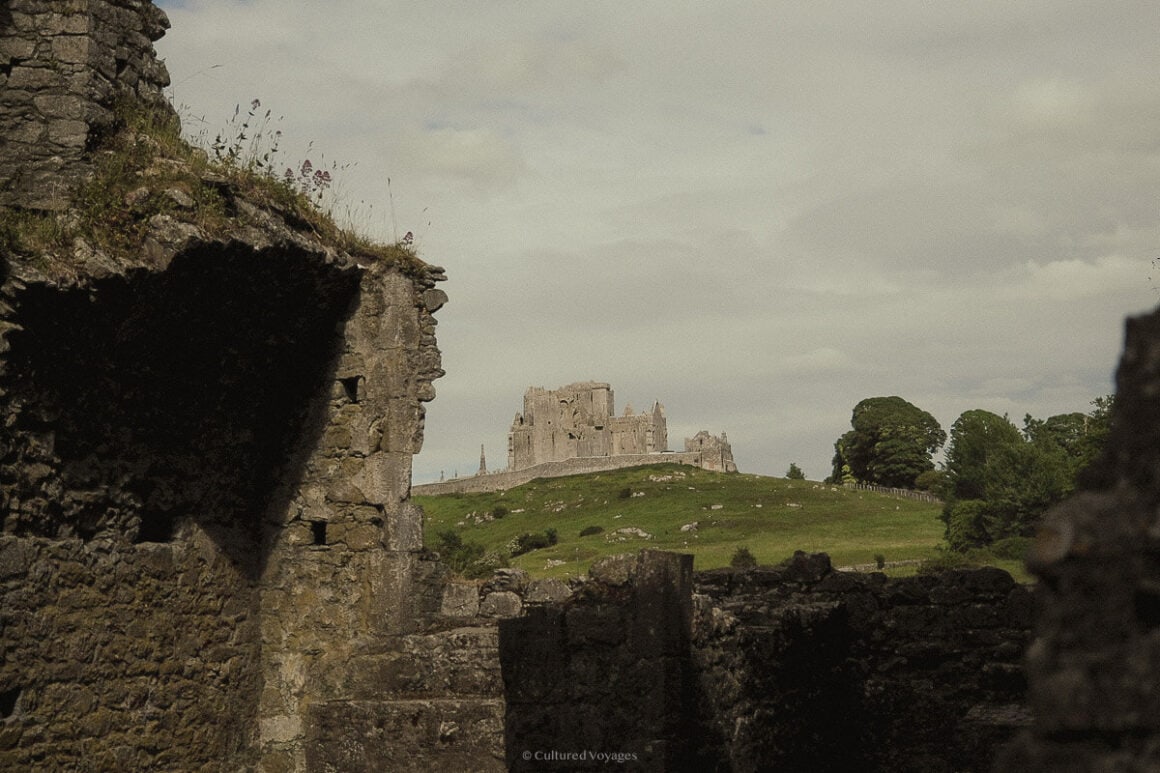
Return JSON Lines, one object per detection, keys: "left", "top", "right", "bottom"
{"left": 500, "top": 550, "right": 1032, "bottom": 772}
{"left": 413, "top": 451, "right": 706, "bottom": 496}
{"left": 0, "top": 532, "right": 260, "bottom": 770}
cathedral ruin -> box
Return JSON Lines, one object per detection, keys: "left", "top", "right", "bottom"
{"left": 508, "top": 381, "right": 669, "bottom": 470}
{"left": 415, "top": 382, "right": 736, "bottom": 495}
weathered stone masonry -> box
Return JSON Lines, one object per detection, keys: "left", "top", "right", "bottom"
{"left": 502, "top": 550, "right": 1032, "bottom": 772}
{"left": 0, "top": 1, "right": 467, "bottom": 770}
{"left": 1, "top": 0, "right": 174, "bottom": 211}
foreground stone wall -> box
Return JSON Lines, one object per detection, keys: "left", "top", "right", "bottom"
{"left": 695, "top": 553, "right": 1030, "bottom": 772}
{"left": 0, "top": 233, "right": 447, "bottom": 772}
{"left": 998, "top": 304, "right": 1160, "bottom": 771}
{"left": 257, "top": 262, "right": 450, "bottom": 770}
{"left": 0, "top": 532, "right": 260, "bottom": 770}
{"left": 501, "top": 550, "right": 1032, "bottom": 772}
{"left": 0, "top": 3, "right": 454, "bottom": 767}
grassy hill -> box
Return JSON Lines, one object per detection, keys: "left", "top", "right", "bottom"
{"left": 415, "top": 464, "right": 1014, "bottom": 581}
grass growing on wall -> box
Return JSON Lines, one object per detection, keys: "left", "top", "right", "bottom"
{"left": 1, "top": 97, "right": 425, "bottom": 277}
{"left": 417, "top": 463, "right": 986, "bottom": 581}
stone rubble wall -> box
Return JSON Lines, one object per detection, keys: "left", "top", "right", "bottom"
{"left": 256, "top": 261, "right": 450, "bottom": 772}
{"left": 0, "top": 0, "right": 175, "bottom": 210}
{"left": 413, "top": 452, "right": 706, "bottom": 496}
{"left": 500, "top": 549, "right": 1032, "bottom": 773}
{"left": 0, "top": 531, "right": 261, "bottom": 771}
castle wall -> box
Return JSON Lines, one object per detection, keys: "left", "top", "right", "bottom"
{"left": 414, "top": 452, "right": 706, "bottom": 496}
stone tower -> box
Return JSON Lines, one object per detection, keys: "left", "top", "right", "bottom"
{"left": 0, "top": 0, "right": 176, "bottom": 210}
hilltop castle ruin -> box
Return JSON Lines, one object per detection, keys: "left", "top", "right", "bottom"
{"left": 508, "top": 381, "right": 668, "bottom": 470}
{"left": 415, "top": 382, "right": 735, "bottom": 495}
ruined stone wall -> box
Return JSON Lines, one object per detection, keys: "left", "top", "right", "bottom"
{"left": 685, "top": 430, "right": 737, "bottom": 473}
{"left": 0, "top": 232, "right": 448, "bottom": 771}
{"left": 0, "top": 0, "right": 174, "bottom": 210}
{"left": 508, "top": 382, "right": 668, "bottom": 471}
{"left": 0, "top": 533, "right": 259, "bottom": 770}
{"left": 0, "top": 3, "right": 457, "bottom": 767}
{"left": 413, "top": 452, "right": 705, "bottom": 496}
{"left": 501, "top": 550, "right": 1032, "bottom": 772}
{"left": 997, "top": 304, "right": 1160, "bottom": 771}
{"left": 257, "top": 262, "right": 450, "bottom": 771}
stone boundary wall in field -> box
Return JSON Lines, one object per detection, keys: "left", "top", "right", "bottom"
{"left": 413, "top": 452, "right": 706, "bottom": 496}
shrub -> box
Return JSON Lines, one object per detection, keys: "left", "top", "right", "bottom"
{"left": 730, "top": 546, "right": 758, "bottom": 569}
{"left": 874, "top": 553, "right": 886, "bottom": 569}
{"left": 463, "top": 552, "right": 507, "bottom": 580}
{"left": 433, "top": 529, "right": 486, "bottom": 575}
{"left": 618, "top": 487, "right": 633, "bottom": 499}
{"left": 491, "top": 505, "right": 508, "bottom": 519}
{"left": 579, "top": 525, "right": 604, "bottom": 537}
{"left": 944, "top": 499, "right": 989, "bottom": 551}
{"left": 511, "top": 531, "right": 552, "bottom": 557}
{"left": 916, "top": 549, "right": 978, "bottom": 575}
{"left": 914, "top": 469, "right": 946, "bottom": 493}
{"left": 545, "top": 527, "right": 558, "bottom": 546}
{"left": 786, "top": 463, "right": 806, "bottom": 480}
{"left": 988, "top": 536, "right": 1032, "bottom": 561}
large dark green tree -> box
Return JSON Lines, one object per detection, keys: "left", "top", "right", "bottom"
{"left": 829, "top": 396, "right": 946, "bottom": 489}
{"left": 941, "top": 397, "right": 1114, "bottom": 550}
{"left": 942, "top": 410, "right": 1024, "bottom": 501}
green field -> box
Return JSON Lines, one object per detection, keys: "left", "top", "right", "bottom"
{"left": 416, "top": 464, "right": 1027, "bottom": 581}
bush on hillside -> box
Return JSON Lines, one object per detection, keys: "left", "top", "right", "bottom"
{"left": 511, "top": 530, "right": 557, "bottom": 557}
{"left": 579, "top": 525, "right": 604, "bottom": 537}
{"left": 730, "top": 546, "right": 758, "bottom": 569}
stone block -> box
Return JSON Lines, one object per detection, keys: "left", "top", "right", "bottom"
{"left": 385, "top": 501, "right": 424, "bottom": 552}
{"left": 589, "top": 553, "right": 637, "bottom": 586}
{"left": 441, "top": 583, "right": 481, "bottom": 617}
{"left": 51, "top": 35, "right": 91, "bottom": 64}
{"left": 479, "top": 591, "right": 522, "bottom": 619}
{"left": 357, "top": 452, "right": 410, "bottom": 506}
{"left": 0, "top": 538, "right": 35, "bottom": 579}
{"left": 331, "top": 522, "right": 380, "bottom": 552}
{"left": 525, "top": 578, "right": 571, "bottom": 604}
{"left": 7, "top": 65, "right": 62, "bottom": 90}
{"left": 258, "top": 715, "right": 302, "bottom": 745}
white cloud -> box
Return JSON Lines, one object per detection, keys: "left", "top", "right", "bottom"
{"left": 153, "top": 0, "right": 1160, "bottom": 482}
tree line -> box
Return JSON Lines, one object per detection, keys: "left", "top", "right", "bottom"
{"left": 826, "top": 395, "right": 1114, "bottom": 552}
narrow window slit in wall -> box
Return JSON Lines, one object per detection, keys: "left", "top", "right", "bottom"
{"left": 311, "top": 520, "right": 328, "bottom": 546}
{"left": 136, "top": 512, "right": 177, "bottom": 544}
{"left": 339, "top": 376, "right": 361, "bottom": 403}
{"left": 0, "top": 687, "right": 21, "bottom": 719}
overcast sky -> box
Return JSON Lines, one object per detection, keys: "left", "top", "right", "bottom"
{"left": 154, "top": 1, "right": 1158, "bottom": 483}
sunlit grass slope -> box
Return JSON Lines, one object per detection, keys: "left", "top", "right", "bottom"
{"left": 416, "top": 464, "right": 950, "bottom": 581}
